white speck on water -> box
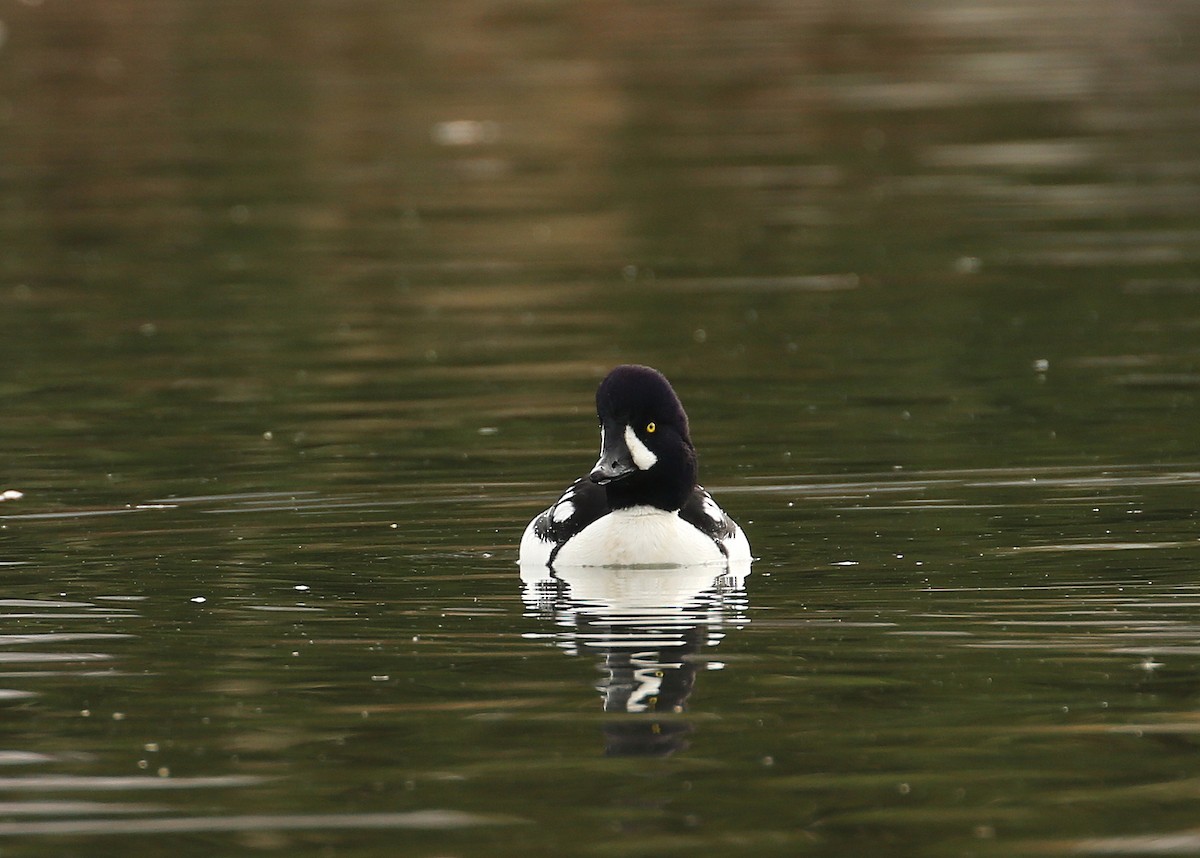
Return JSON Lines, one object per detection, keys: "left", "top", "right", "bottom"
{"left": 190, "top": 596, "right": 206, "bottom": 604}
{"left": 144, "top": 743, "right": 159, "bottom": 753}
{"left": 112, "top": 712, "right": 125, "bottom": 721}
{"left": 1033, "top": 358, "right": 1050, "bottom": 372}
{"left": 477, "top": 426, "right": 499, "bottom": 435}
{"left": 390, "top": 523, "right": 398, "bottom": 529}
{"left": 1139, "top": 657, "right": 1164, "bottom": 672}
{"left": 371, "top": 675, "right": 390, "bottom": 682}
{"left": 0, "top": 490, "right": 23, "bottom": 502}
{"left": 693, "top": 328, "right": 707, "bottom": 343}
{"left": 294, "top": 585, "right": 309, "bottom": 592}
{"left": 832, "top": 561, "right": 859, "bottom": 566}
{"left": 262, "top": 431, "right": 273, "bottom": 440}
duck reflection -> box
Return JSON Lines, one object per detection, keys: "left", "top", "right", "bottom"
{"left": 520, "top": 562, "right": 750, "bottom": 756}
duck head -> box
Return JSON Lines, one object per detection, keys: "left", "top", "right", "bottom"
{"left": 588, "top": 365, "right": 697, "bottom": 511}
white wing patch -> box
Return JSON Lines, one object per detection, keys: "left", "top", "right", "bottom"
{"left": 552, "top": 500, "right": 575, "bottom": 523}
{"left": 701, "top": 495, "right": 724, "bottom": 525}
{"left": 624, "top": 425, "right": 658, "bottom": 470}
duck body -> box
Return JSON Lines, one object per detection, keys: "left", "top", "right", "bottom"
{"left": 519, "top": 365, "right": 751, "bottom": 569}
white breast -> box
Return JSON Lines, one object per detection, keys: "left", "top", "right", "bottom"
{"left": 551, "top": 506, "right": 728, "bottom": 568}
{"left": 518, "top": 517, "right": 555, "bottom": 568}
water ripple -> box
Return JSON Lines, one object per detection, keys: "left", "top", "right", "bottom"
{"left": 0, "top": 775, "right": 268, "bottom": 791}
{"left": 0, "top": 810, "right": 526, "bottom": 837}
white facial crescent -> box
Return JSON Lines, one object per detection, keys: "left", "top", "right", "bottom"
{"left": 624, "top": 425, "right": 658, "bottom": 470}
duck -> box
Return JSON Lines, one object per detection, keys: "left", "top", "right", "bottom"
{"left": 519, "top": 364, "right": 751, "bottom": 569}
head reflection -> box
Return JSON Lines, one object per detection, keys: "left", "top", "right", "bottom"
{"left": 520, "top": 562, "right": 750, "bottom": 756}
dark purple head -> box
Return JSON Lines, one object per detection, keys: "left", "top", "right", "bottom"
{"left": 588, "top": 365, "right": 696, "bottom": 510}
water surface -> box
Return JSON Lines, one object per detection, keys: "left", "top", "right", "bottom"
{"left": 2, "top": 1, "right": 1200, "bottom": 855}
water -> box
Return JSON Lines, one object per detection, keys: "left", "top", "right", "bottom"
{"left": 2, "top": 0, "right": 1200, "bottom": 855}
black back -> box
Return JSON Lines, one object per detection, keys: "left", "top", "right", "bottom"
{"left": 528, "top": 477, "right": 611, "bottom": 564}
{"left": 678, "top": 486, "right": 738, "bottom": 557}
{"left": 531, "top": 479, "right": 736, "bottom": 562}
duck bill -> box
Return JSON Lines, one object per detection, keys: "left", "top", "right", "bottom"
{"left": 589, "top": 425, "right": 637, "bottom": 485}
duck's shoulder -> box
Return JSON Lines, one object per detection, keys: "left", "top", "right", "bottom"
{"left": 678, "top": 485, "right": 739, "bottom": 544}
{"left": 527, "top": 477, "right": 611, "bottom": 548}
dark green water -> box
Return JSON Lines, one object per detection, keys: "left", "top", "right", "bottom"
{"left": 3, "top": 1, "right": 1200, "bottom": 855}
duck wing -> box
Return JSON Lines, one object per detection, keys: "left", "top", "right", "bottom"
{"left": 528, "top": 476, "right": 611, "bottom": 550}
{"left": 678, "top": 486, "right": 739, "bottom": 555}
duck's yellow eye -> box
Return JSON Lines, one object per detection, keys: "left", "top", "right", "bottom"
{"left": 646, "top": 422, "right": 656, "bottom": 433}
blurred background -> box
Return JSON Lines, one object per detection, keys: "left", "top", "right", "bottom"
{"left": 3, "top": 0, "right": 1199, "bottom": 499}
